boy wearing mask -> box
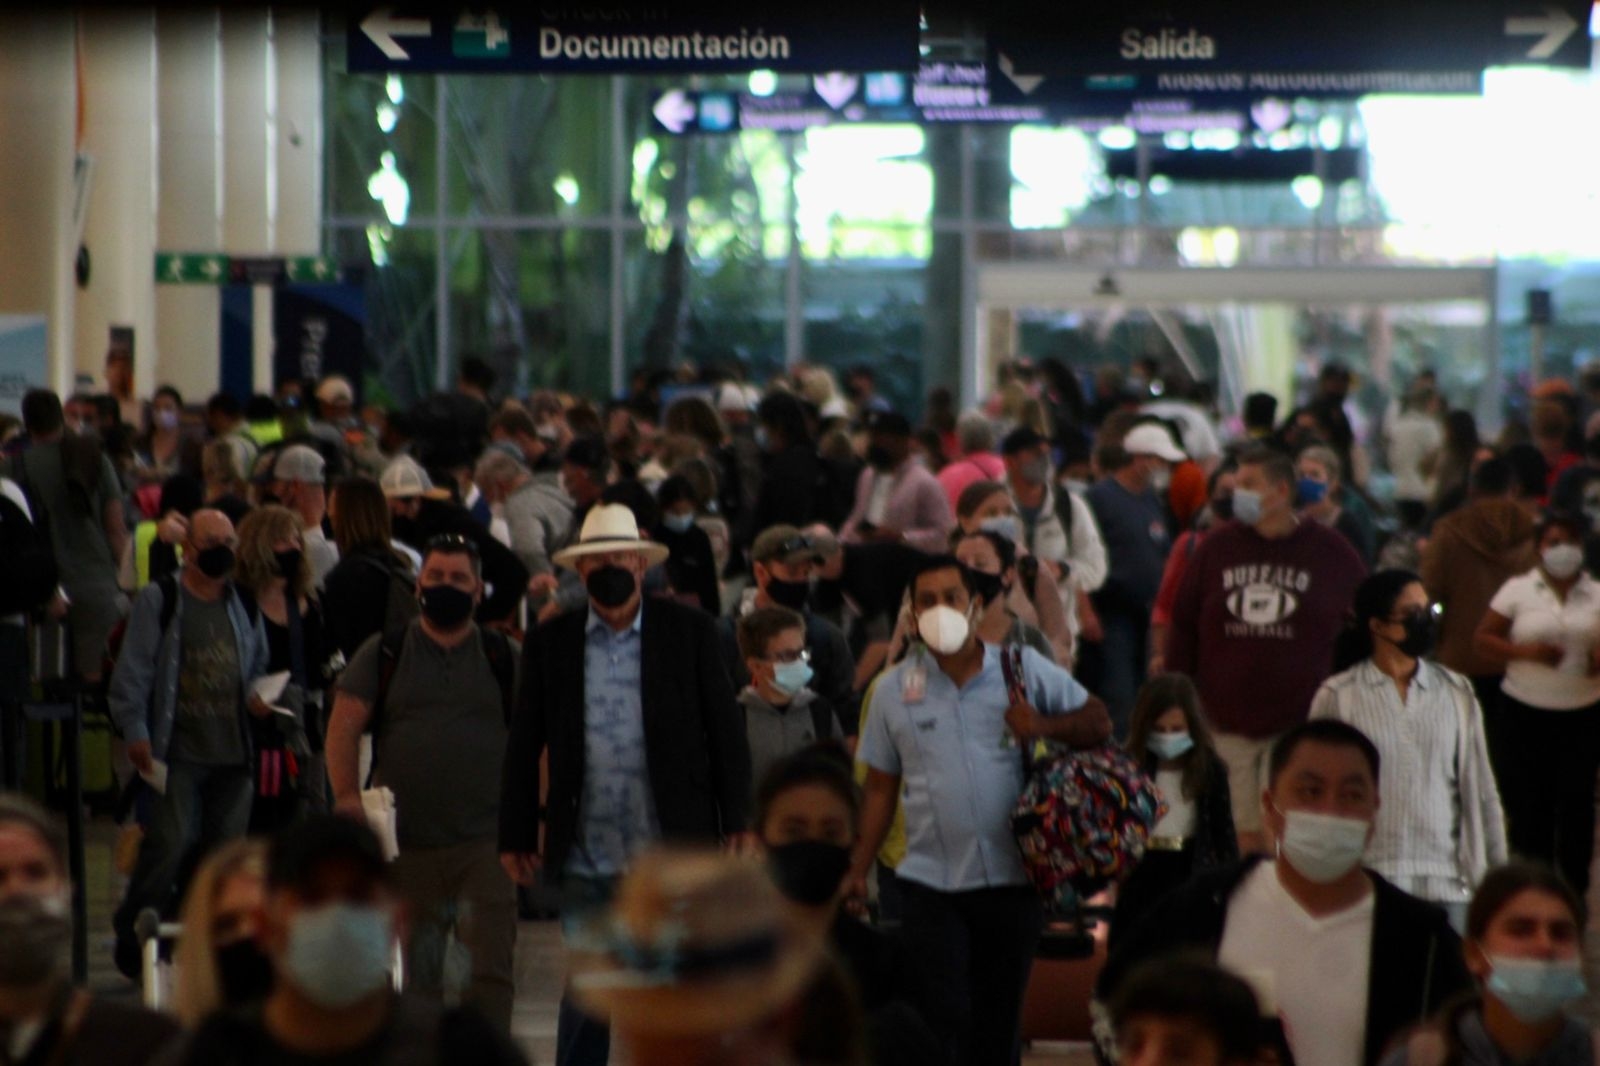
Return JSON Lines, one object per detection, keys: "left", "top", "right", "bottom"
{"left": 738, "top": 607, "right": 841, "bottom": 798}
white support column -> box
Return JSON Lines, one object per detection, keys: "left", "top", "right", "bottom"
{"left": 272, "top": 8, "right": 322, "bottom": 256}
{"left": 0, "top": 15, "right": 79, "bottom": 397}
{"left": 76, "top": 11, "right": 158, "bottom": 398}
{"left": 155, "top": 9, "right": 223, "bottom": 400}
{"left": 221, "top": 8, "right": 274, "bottom": 255}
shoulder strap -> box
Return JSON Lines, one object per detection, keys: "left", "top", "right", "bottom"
{"left": 156, "top": 573, "right": 180, "bottom": 633}
{"left": 808, "top": 697, "right": 834, "bottom": 741}
{"left": 1053, "top": 485, "right": 1074, "bottom": 537}
{"left": 371, "top": 622, "right": 408, "bottom": 735}
{"left": 481, "top": 629, "right": 515, "bottom": 728}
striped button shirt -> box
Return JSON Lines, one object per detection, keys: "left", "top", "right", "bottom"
{"left": 1308, "top": 659, "right": 1508, "bottom": 903}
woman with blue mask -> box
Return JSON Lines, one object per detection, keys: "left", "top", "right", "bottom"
{"left": 1109, "top": 673, "right": 1237, "bottom": 951}
{"left": 652, "top": 474, "right": 720, "bottom": 615}
{"left": 1296, "top": 444, "right": 1376, "bottom": 566}
{"left": 1380, "top": 862, "right": 1592, "bottom": 1066}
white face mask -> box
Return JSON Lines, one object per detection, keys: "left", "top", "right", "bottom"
{"left": 1149, "top": 464, "right": 1171, "bottom": 492}
{"left": 1277, "top": 809, "right": 1369, "bottom": 884}
{"left": 917, "top": 604, "right": 972, "bottom": 656}
{"left": 1543, "top": 543, "right": 1585, "bottom": 581}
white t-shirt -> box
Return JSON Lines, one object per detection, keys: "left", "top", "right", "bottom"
{"left": 1490, "top": 569, "right": 1600, "bottom": 710}
{"left": 1218, "top": 863, "right": 1374, "bottom": 1066}
{"left": 1151, "top": 768, "right": 1196, "bottom": 838}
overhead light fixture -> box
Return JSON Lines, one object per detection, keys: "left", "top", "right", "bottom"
{"left": 1095, "top": 273, "right": 1121, "bottom": 297}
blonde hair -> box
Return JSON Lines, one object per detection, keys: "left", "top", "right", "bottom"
{"left": 173, "top": 838, "right": 267, "bottom": 1027}
{"left": 202, "top": 438, "right": 248, "bottom": 495}
{"left": 235, "top": 504, "right": 312, "bottom": 602}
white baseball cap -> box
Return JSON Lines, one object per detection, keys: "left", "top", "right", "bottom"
{"left": 379, "top": 456, "right": 433, "bottom": 499}
{"left": 1124, "top": 424, "right": 1186, "bottom": 463}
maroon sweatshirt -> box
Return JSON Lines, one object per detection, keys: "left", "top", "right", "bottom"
{"left": 1165, "top": 519, "right": 1366, "bottom": 738}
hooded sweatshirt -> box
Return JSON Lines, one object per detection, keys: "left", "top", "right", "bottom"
{"left": 1420, "top": 498, "right": 1538, "bottom": 678}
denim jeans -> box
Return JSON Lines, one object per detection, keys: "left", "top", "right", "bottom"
{"left": 556, "top": 874, "right": 619, "bottom": 1066}
{"left": 1095, "top": 606, "right": 1148, "bottom": 741}
{"left": 114, "top": 760, "right": 253, "bottom": 957}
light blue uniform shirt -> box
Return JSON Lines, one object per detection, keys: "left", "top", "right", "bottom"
{"left": 858, "top": 643, "right": 1090, "bottom": 892}
{"left": 567, "top": 608, "right": 659, "bottom": 879}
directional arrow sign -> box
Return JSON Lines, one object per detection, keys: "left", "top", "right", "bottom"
{"left": 652, "top": 89, "right": 698, "bottom": 134}
{"left": 155, "top": 253, "right": 232, "bottom": 285}
{"left": 812, "top": 72, "right": 861, "bottom": 110}
{"left": 996, "top": 52, "right": 1044, "bottom": 96}
{"left": 361, "top": 8, "right": 432, "bottom": 61}
{"left": 1505, "top": 4, "right": 1582, "bottom": 59}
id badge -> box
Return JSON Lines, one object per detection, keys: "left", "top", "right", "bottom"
{"left": 902, "top": 660, "right": 927, "bottom": 704}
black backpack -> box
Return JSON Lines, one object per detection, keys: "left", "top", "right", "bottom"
{"left": 1, "top": 459, "right": 61, "bottom": 616}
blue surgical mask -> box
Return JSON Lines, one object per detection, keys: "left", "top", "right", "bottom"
{"left": 1486, "top": 956, "right": 1587, "bottom": 1022}
{"left": 1296, "top": 477, "right": 1329, "bottom": 506}
{"left": 1232, "top": 488, "right": 1264, "bottom": 526}
{"left": 662, "top": 511, "right": 696, "bottom": 534}
{"left": 980, "top": 515, "right": 1021, "bottom": 545}
{"left": 772, "top": 660, "right": 814, "bottom": 696}
{"left": 280, "top": 903, "right": 393, "bottom": 1008}
{"left": 1147, "top": 732, "right": 1195, "bottom": 761}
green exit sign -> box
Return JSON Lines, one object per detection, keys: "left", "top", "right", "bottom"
{"left": 285, "top": 256, "right": 339, "bottom": 283}
{"left": 155, "top": 253, "right": 228, "bottom": 284}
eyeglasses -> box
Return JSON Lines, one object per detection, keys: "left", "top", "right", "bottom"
{"left": 424, "top": 533, "right": 480, "bottom": 558}
{"left": 768, "top": 648, "right": 811, "bottom": 665}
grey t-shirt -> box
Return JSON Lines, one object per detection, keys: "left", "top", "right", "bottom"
{"left": 338, "top": 621, "right": 514, "bottom": 850}
{"left": 170, "top": 590, "right": 246, "bottom": 767}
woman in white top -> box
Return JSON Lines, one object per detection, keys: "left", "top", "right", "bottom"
{"left": 1474, "top": 512, "right": 1600, "bottom": 894}
{"left": 1309, "top": 570, "right": 1506, "bottom": 918}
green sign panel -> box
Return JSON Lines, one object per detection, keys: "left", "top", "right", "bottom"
{"left": 155, "top": 253, "right": 228, "bottom": 285}
{"left": 285, "top": 256, "right": 340, "bottom": 283}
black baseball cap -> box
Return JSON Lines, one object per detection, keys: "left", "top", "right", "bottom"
{"left": 1000, "top": 426, "right": 1047, "bottom": 456}
{"left": 563, "top": 434, "right": 611, "bottom": 473}
{"left": 268, "top": 815, "right": 389, "bottom": 891}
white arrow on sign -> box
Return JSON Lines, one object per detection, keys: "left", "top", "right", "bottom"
{"left": 997, "top": 53, "right": 1044, "bottom": 96}
{"left": 362, "top": 8, "right": 432, "bottom": 61}
{"left": 1505, "top": 4, "right": 1581, "bottom": 60}
{"left": 201, "top": 258, "right": 222, "bottom": 281}
{"left": 813, "top": 72, "right": 861, "bottom": 111}
{"left": 653, "top": 90, "right": 698, "bottom": 134}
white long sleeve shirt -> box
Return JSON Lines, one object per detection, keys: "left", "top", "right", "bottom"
{"left": 1309, "top": 659, "right": 1508, "bottom": 903}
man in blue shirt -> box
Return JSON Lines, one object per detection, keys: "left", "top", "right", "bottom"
{"left": 500, "top": 504, "right": 751, "bottom": 1066}
{"left": 853, "top": 554, "right": 1110, "bottom": 1066}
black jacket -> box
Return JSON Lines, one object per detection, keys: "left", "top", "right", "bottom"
{"left": 752, "top": 443, "right": 820, "bottom": 532}
{"left": 499, "top": 598, "right": 750, "bottom": 878}
{"left": 1096, "top": 857, "right": 1473, "bottom": 1066}
{"left": 323, "top": 546, "right": 407, "bottom": 661}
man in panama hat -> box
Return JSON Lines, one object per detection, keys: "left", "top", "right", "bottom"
{"left": 500, "top": 504, "right": 752, "bottom": 1066}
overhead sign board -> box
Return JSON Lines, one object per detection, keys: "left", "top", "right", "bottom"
{"left": 156, "top": 254, "right": 340, "bottom": 286}
{"left": 988, "top": 0, "right": 1592, "bottom": 87}
{"left": 348, "top": 5, "right": 921, "bottom": 73}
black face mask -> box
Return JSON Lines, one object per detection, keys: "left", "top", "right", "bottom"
{"left": 418, "top": 584, "right": 475, "bottom": 628}
{"left": 967, "top": 568, "right": 1005, "bottom": 606}
{"left": 765, "top": 576, "right": 811, "bottom": 611}
{"left": 866, "top": 444, "right": 897, "bottom": 471}
{"left": 768, "top": 840, "right": 852, "bottom": 906}
{"left": 196, "top": 545, "right": 236, "bottom": 580}
{"left": 273, "top": 549, "right": 303, "bottom": 579}
{"left": 586, "top": 565, "right": 637, "bottom": 609}
{"left": 215, "top": 939, "right": 274, "bottom": 1007}
{"left": 1390, "top": 610, "right": 1437, "bottom": 659}
{"left": 1209, "top": 495, "right": 1234, "bottom": 522}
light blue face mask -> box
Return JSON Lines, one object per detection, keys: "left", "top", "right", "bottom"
{"left": 980, "top": 515, "right": 1022, "bottom": 545}
{"left": 1487, "top": 956, "right": 1588, "bottom": 1022}
{"left": 281, "top": 903, "right": 393, "bottom": 1009}
{"left": 662, "top": 511, "right": 696, "bottom": 534}
{"left": 772, "top": 660, "right": 814, "bottom": 696}
{"left": 1232, "top": 488, "right": 1264, "bottom": 525}
{"left": 1147, "top": 731, "right": 1195, "bottom": 761}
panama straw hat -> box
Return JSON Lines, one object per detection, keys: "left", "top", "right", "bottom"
{"left": 568, "top": 848, "right": 823, "bottom": 1036}
{"left": 552, "top": 502, "right": 670, "bottom": 569}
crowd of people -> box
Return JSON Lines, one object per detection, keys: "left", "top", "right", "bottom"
{"left": 3, "top": 348, "right": 1600, "bottom": 1066}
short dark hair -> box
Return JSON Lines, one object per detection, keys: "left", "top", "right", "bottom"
{"left": 21, "top": 389, "right": 63, "bottom": 437}
{"left": 1235, "top": 445, "right": 1295, "bottom": 489}
{"left": 600, "top": 479, "right": 660, "bottom": 534}
{"left": 1467, "top": 861, "right": 1586, "bottom": 941}
{"left": 738, "top": 605, "right": 806, "bottom": 661}
{"left": 656, "top": 474, "right": 699, "bottom": 512}
{"left": 909, "top": 553, "right": 976, "bottom": 600}
{"left": 491, "top": 406, "right": 537, "bottom": 438}
{"left": 1268, "top": 719, "right": 1381, "bottom": 788}
{"left": 268, "top": 814, "right": 390, "bottom": 892}
{"left": 1110, "top": 954, "right": 1261, "bottom": 1061}
{"left": 951, "top": 528, "right": 1016, "bottom": 572}
{"left": 1469, "top": 456, "right": 1514, "bottom": 497}
{"left": 562, "top": 434, "right": 611, "bottom": 475}
{"left": 1537, "top": 509, "right": 1588, "bottom": 544}
{"left": 1096, "top": 442, "right": 1133, "bottom": 472}
{"left": 1243, "top": 392, "right": 1278, "bottom": 430}
{"left": 755, "top": 746, "right": 860, "bottom": 837}
{"left": 1504, "top": 443, "right": 1550, "bottom": 500}
{"left": 458, "top": 354, "right": 496, "bottom": 393}
{"left": 207, "top": 392, "right": 242, "bottom": 419}
{"left": 422, "top": 533, "right": 482, "bottom": 579}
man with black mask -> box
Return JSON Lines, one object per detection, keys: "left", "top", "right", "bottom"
{"left": 0, "top": 794, "right": 179, "bottom": 1065}
{"left": 499, "top": 503, "right": 751, "bottom": 1066}
{"left": 325, "top": 534, "right": 519, "bottom": 1033}
{"left": 715, "top": 524, "right": 858, "bottom": 739}
{"left": 110, "top": 508, "right": 272, "bottom": 978}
